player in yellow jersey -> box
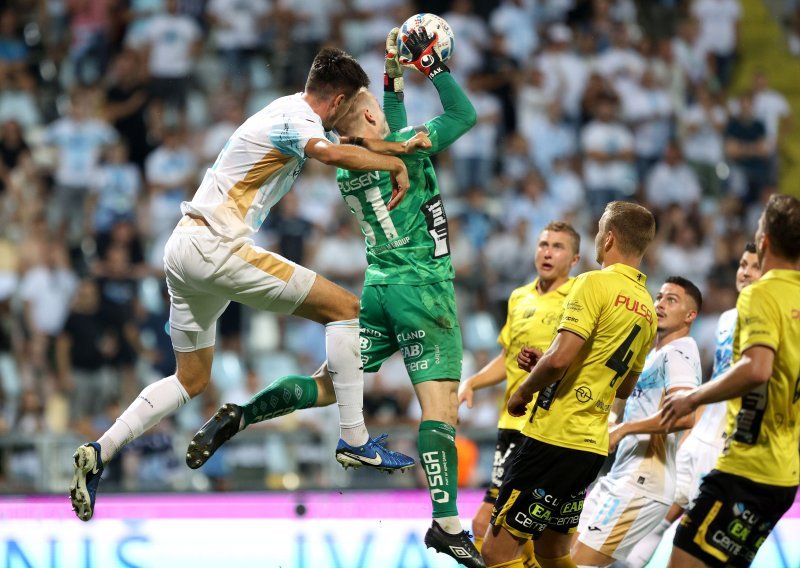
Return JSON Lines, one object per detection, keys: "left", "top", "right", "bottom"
{"left": 480, "top": 201, "right": 657, "bottom": 568}
{"left": 662, "top": 193, "right": 800, "bottom": 567}
{"left": 458, "top": 221, "right": 581, "bottom": 563}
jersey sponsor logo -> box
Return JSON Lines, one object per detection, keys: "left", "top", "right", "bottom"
{"left": 575, "top": 386, "right": 593, "bottom": 403}
{"left": 360, "top": 336, "right": 372, "bottom": 351}
{"left": 400, "top": 342, "right": 424, "bottom": 359}
{"left": 371, "top": 236, "right": 411, "bottom": 254}
{"left": 397, "top": 330, "right": 426, "bottom": 342}
{"left": 541, "top": 312, "right": 560, "bottom": 326}
{"left": 407, "top": 360, "right": 429, "bottom": 372}
{"left": 422, "top": 195, "right": 450, "bottom": 258}
{"left": 613, "top": 294, "right": 654, "bottom": 324}
{"left": 338, "top": 171, "right": 381, "bottom": 193}
{"left": 566, "top": 300, "right": 583, "bottom": 312}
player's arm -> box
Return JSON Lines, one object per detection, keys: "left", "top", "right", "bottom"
{"left": 396, "top": 27, "right": 477, "bottom": 152}
{"left": 304, "top": 138, "right": 409, "bottom": 210}
{"left": 661, "top": 346, "right": 773, "bottom": 429}
{"left": 458, "top": 352, "right": 507, "bottom": 409}
{"left": 339, "top": 132, "right": 432, "bottom": 155}
{"left": 609, "top": 386, "right": 696, "bottom": 452}
{"left": 507, "top": 329, "right": 586, "bottom": 416}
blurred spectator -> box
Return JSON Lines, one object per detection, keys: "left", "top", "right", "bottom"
{"left": 458, "top": 186, "right": 495, "bottom": 251}
{"left": 724, "top": 91, "right": 771, "bottom": 205}
{"left": 691, "top": 0, "right": 741, "bottom": 88}
{"left": 489, "top": 0, "right": 539, "bottom": 64}
{"left": 309, "top": 216, "right": 367, "bottom": 294}
{"left": 0, "top": 9, "right": 28, "bottom": 71}
{"left": 66, "top": 0, "right": 114, "bottom": 85}
{"left": 450, "top": 72, "right": 502, "bottom": 193}
{"left": 516, "top": 65, "right": 557, "bottom": 128}
{"left": 0, "top": 68, "right": 43, "bottom": 130}
{"left": 580, "top": 92, "right": 635, "bottom": 217}
{"left": 539, "top": 23, "right": 589, "bottom": 122}
{"left": 42, "top": 90, "right": 118, "bottom": 244}
{"left": 264, "top": 191, "right": 314, "bottom": 265}
{"left": 680, "top": 84, "right": 727, "bottom": 196}
{"left": 444, "top": 0, "right": 489, "bottom": 77}
{"left": 622, "top": 67, "right": 673, "bottom": 177}
{"left": 524, "top": 100, "right": 577, "bottom": 177}
{"left": 207, "top": 0, "right": 271, "bottom": 93}
{"left": 0, "top": 120, "right": 30, "bottom": 196}
{"left": 644, "top": 141, "right": 702, "bottom": 211}
{"left": 479, "top": 33, "right": 519, "bottom": 136}
{"left": 546, "top": 155, "right": 585, "bottom": 214}
{"left": 671, "top": 18, "right": 709, "bottom": 88}
{"left": 751, "top": 70, "right": 792, "bottom": 154}
{"left": 138, "top": 0, "right": 202, "bottom": 133}
{"left": 103, "top": 49, "right": 152, "bottom": 170}
{"left": 56, "top": 278, "right": 117, "bottom": 424}
{"left": 86, "top": 141, "right": 143, "bottom": 236}
{"left": 143, "top": 128, "right": 196, "bottom": 266}
{"left": 94, "top": 244, "right": 142, "bottom": 403}
{"left": 19, "top": 245, "right": 78, "bottom": 388}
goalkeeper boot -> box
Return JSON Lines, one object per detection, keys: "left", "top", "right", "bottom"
{"left": 70, "top": 442, "right": 104, "bottom": 522}
{"left": 335, "top": 433, "right": 415, "bottom": 473}
{"left": 424, "top": 521, "right": 486, "bottom": 568}
{"left": 186, "top": 403, "right": 242, "bottom": 469}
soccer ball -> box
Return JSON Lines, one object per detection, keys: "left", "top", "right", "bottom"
{"left": 397, "top": 13, "right": 455, "bottom": 64}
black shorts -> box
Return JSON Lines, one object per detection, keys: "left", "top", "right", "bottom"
{"left": 674, "top": 470, "right": 797, "bottom": 568}
{"left": 483, "top": 428, "right": 526, "bottom": 504}
{"left": 490, "top": 437, "right": 605, "bottom": 540}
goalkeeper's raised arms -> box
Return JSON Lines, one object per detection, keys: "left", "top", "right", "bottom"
{"left": 399, "top": 27, "right": 449, "bottom": 79}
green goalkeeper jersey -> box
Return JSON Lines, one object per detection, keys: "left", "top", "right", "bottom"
{"left": 335, "top": 73, "right": 476, "bottom": 286}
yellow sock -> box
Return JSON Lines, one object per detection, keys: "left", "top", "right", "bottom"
{"left": 488, "top": 559, "right": 525, "bottom": 568}
{"left": 534, "top": 553, "right": 576, "bottom": 568}
{"left": 474, "top": 535, "right": 484, "bottom": 553}
{"left": 521, "top": 540, "right": 540, "bottom": 568}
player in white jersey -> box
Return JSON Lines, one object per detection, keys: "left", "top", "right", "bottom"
{"left": 626, "top": 243, "right": 762, "bottom": 566}
{"left": 573, "top": 276, "right": 703, "bottom": 567}
{"left": 69, "top": 48, "right": 424, "bottom": 522}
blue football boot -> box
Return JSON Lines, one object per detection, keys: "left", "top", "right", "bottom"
{"left": 69, "top": 442, "right": 104, "bottom": 521}
{"left": 335, "top": 433, "right": 415, "bottom": 473}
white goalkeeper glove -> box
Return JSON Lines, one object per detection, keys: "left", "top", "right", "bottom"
{"left": 384, "top": 27, "right": 404, "bottom": 94}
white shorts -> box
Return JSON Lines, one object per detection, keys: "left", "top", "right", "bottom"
{"left": 673, "top": 434, "right": 724, "bottom": 509}
{"left": 163, "top": 220, "right": 317, "bottom": 351}
{"left": 578, "top": 476, "right": 670, "bottom": 562}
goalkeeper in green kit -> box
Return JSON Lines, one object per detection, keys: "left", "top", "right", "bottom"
{"left": 187, "top": 26, "right": 484, "bottom": 568}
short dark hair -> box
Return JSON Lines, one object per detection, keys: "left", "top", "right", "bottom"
{"left": 305, "top": 47, "right": 369, "bottom": 101}
{"left": 543, "top": 220, "right": 581, "bottom": 254}
{"left": 761, "top": 193, "right": 800, "bottom": 261}
{"left": 744, "top": 242, "right": 756, "bottom": 254}
{"left": 664, "top": 275, "right": 703, "bottom": 312}
{"left": 603, "top": 201, "right": 656, "bottom": 257}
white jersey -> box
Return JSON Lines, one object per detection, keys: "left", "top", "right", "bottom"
{"left": 605, "top": 336, "right": 702, "bottom": 504}
{"left": 182, "top": 94, "right": 335, "bottom": 240}
{"left": 689, "top": 308, "right": 737, "bottom": 446}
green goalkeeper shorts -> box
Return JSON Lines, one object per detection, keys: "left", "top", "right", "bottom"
{"left": 359, "top": 281, "right": 462, "bottom": 384}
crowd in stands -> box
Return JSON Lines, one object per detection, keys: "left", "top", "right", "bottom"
{"left": 0, "top": 0, "right": 796, "bottom": 492}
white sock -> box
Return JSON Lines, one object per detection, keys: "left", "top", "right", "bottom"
{"left": 626, "top": 518, "right": 673, "bottom": 568}
{"left": 325, "top": 319, "right": 369, "bottom": 446}
{"left": 434, "top": 516, "right": 463, "bottom": 535}
{"left": 97, "top": 375, "right": 190, "bottom": 463}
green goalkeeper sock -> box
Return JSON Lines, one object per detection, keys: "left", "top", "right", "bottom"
{"left": 419, "top": 420, "right": 460, "bottom": 519}
{"left": 241, "top": 375, "right": 318, "bottom": 427}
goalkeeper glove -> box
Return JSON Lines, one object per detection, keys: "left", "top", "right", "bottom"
{"left": 384, "top": 27, "right": 404, "bottom": 94}
{"left": 399, "top": 27, "right": 449, "bottom": 80}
